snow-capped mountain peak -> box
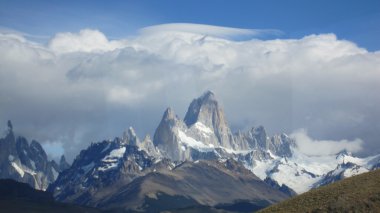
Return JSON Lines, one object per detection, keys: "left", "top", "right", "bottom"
{"left": 122, "top": 126, "right": 139, "bottom": 146}
{"left": 184, "top": 90, "right": 216, "bottom": 125}
{"left": 183, "top": 91, "right": 236, "bottom": 149}
{"left": 184, "top": 90, "right": 223, "bottom": 128}
{"left": 163, "top": 107, "right": 178, "bottom": 121}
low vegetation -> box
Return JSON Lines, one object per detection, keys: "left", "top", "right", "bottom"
{"left": 259, "top": 169, "right": 380, "bottom": 212}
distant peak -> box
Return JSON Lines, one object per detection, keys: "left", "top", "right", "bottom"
{"left": 60, "top": 155, "right": 67, "bottom": 163}
{"left": 252, "top": 125, "right": 265, "bottom": 132}
{"left": 336, "top": 149, "right": 352, "bottom": 157}
{"left": 7, "top": 120, "right": 13, "bottom": 132}
{"left": 123, "top": 126, "right": 139, "bottom": 145}
{"left": 184, "top": 91, "right": 221, "bottom": 127}
{"left": 143, "top": 134, "right": 152, "bottom": 141}
{"left": 199, "top": 90, "right": 216, "bottom": 102}
{"left": 202, "top": 90, "right": 215, "bottom": 97}
{"left": 128, "top": 126, "right": 137, "bottom": 137}
{"left": 31, "top": 140, "right": 41, "bottom": 147}
{"left": 163, "top": 107, "right": 176, "bottom": 120}
{"left": 59, "top": 155, "right": 70, "bottom": 170}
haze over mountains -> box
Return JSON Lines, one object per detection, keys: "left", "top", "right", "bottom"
{"left": 1, "top": 91, "right": 380, "bottom": 211}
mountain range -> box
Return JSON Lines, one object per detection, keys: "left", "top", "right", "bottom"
{"left": 48, "top": 133, "right": 290, "bottom": 212}
{"left": 144, "top": 91, "right": 380, "bottom": 194}
{"left": 1, "top": 91, "right": 380, "bottom": 211}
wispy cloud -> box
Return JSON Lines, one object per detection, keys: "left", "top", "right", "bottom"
{"left": 0, "top": 26, "right": 50, "bottom": 41}
{"left": 139, "top": 23, "right": 282, "bottom": 39}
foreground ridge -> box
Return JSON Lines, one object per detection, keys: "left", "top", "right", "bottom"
{"left": 259, "top": 169, "right": 380, "bottom": 212}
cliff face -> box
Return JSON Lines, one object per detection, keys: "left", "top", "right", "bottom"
{"left": 0, "top": 121, "right": 63, "bottom": 190}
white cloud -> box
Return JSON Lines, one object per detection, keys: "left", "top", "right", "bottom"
{"left": 0, "top": 24, "right": 380, "bottom": 160}
{"left": 48, "top": 29, "right": 127, "bottom": 54}
{"left": 107, "top": 87, "right": 145, "bottom": 105}
{"left": 290, "top": 129, "right": 363, "bottom": 156}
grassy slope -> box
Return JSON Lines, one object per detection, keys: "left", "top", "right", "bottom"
{"left": 259, "top": 169, "right": 380, "bottom": 213}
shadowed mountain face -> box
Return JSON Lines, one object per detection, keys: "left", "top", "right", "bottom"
{"left": 95, "top": 159, "right": 290, "bottom": 212}
{"left": 0, "top": 179, "right": 100, "bottom": 213}
{"left": 0, "top": 178, "right": 53, "bottom": 201}
{"left": 259, "top": 169, "right": 380, "bottom": 213}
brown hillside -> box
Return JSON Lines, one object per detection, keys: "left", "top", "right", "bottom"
{"left": 259, "top": 169, "right": 380, "bottom": 213}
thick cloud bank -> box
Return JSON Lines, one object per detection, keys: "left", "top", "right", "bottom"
{"left": 0, "top": 24, "right": 379, "bottom": 160}
{"left": 49, "top": 29, "right": 127, "bottom": 53}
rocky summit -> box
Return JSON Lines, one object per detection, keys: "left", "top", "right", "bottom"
{"left": 0, "top": 121, "right": 69, "bottom": 190}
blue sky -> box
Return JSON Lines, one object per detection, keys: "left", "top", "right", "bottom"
{"left": 1, "top": 0, "right": 380, "bottom": 50}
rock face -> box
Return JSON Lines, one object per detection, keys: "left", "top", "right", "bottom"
{"left": 59, "top": 155, "right": 70, "bottom": 171}
{"left": 123, "top": 126, "right": 160, "bottom": 158}
{"left": 153, "top": 107, "right": 190, "bottom": 161}
{"left": 234, "top": 126, "right": 294, "bottom": 157}
{"left": 184, "top": 91, "right": 236, "bottom": 149}
{"left": 0, "top": 121, "right": 67, "bottom": 190}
